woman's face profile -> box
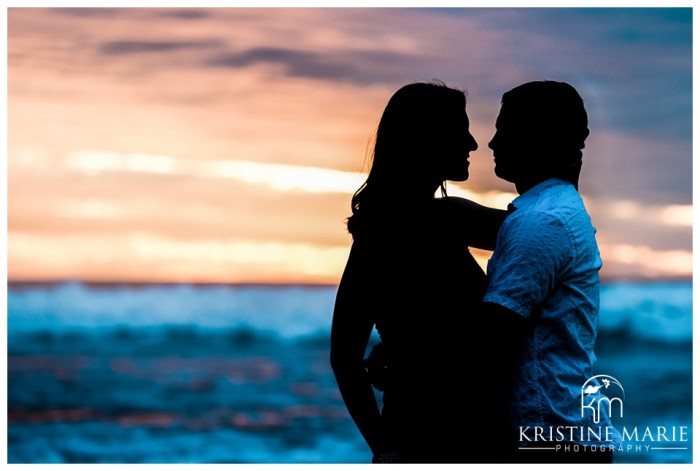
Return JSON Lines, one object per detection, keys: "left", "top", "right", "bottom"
{"left": 432, "top": 107, "right": 478, "bottom": 183}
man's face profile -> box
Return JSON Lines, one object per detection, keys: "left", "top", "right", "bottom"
{"left": 488, "top": 103, "right": 529, "bottom": 183}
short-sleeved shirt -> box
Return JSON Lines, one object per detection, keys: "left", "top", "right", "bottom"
{"left": 484, "top": 178, "right": 621, "bottom": 446}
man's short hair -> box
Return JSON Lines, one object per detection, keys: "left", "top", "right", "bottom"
{"left": 502, "top": 81, "right": 589, "bottom": 156}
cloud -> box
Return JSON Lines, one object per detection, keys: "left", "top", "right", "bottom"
{"left": 16, "top": 8, "right": 691, "bottom": 141}
{"left": 207, "top": 47, "right": 352, "bottom": 79}
{"left": 604, "top": 200, "right": 692, "bottom": 228}
{"left": 599, "top": 243, "right": 692, "bottom": 280}
{"left": 7, "top": 7, "right": 692, "bottom": 282}
{"left": 430, "top": 8, "right": 692, "bottom": 139}
{"left": 49, "top": 8, "right": 123, "bottom": 18}
{"left": 100, "top": 39, "right": 219, "bottom": 56}
{"left": 155, "top": 9, "right": 210, "bottom": 21}
{"left": 8, "top": 231, "right": 350, "bottom": 284}
{"left": 582, "top": 130, "right": 692, "bottom": 205}
{"left": 206, "top": 46, "right": 418, "bottom": 86}
{"left": 64, "top": 150, "right": 366, "bottom": 194}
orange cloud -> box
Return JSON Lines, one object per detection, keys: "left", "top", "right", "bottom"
{"left": 7, "top": 8, "right": 691, "bottom": 283}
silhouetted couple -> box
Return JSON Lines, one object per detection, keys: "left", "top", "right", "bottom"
{"left": 331, "top": 81, "right": 618, "bottom": 464}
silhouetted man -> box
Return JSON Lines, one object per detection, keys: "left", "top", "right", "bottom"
{"left": 481, "top": 81, "right": 620, "bottom": 463}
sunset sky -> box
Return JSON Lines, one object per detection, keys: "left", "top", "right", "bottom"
{"left": 6, "top": 7, "right": 693, "bottom": 284}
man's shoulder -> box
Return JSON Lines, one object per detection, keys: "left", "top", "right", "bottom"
{"left": 500, "top": 208, "right": 570, "bottom": 253}
{"left": 515, "top": 179, "right": 587, "bottom": 224}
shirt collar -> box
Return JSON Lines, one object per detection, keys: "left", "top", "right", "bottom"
{"left": 509, "top": 178, "right": 573, "bottom": 212}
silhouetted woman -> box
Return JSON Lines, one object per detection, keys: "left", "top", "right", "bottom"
{"left": 330, "top": 82, "right": 506, "bottom": 463}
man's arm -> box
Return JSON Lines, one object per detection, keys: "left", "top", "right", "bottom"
{"left": 483, "top": 212, "right": 572, "bottom": 316}
{"left": 479, "top": 212, "right": 571, "bottom": 441}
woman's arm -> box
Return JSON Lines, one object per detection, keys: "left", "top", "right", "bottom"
{"left": 330, "top": 242, "right": 385, "bottom": 456}
{"left": 436, "top": 196, "right": 508, "bottom": 250}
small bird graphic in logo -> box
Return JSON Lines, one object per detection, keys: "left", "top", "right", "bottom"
{"left": 583, "top": 384, "right": 604, "bottom": 395}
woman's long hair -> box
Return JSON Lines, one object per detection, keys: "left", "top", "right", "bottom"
{"left": 348, "top": 82, "right": 467, "bottom": 235}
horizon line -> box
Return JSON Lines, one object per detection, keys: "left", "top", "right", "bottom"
{"left": 6, "top": 276, "right": 693, "bottom": 289}
{"left": 6, "top": 279, "right": 339, "bottom": 289}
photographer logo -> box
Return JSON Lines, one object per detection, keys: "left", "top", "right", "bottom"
{"left": 581, "top": 374, "right": 624, "bottom": 423}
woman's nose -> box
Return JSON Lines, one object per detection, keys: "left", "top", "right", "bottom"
{"left": 467, "top": 133, "right": 478, "bottom": 151}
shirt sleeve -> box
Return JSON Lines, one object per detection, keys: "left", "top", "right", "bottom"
{"left": 483, "top": 210, "right": 572, "bottom": 318}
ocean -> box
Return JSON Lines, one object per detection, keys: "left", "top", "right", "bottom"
{"left": 7, "top": 281, "right": 693, "bottom": 463}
